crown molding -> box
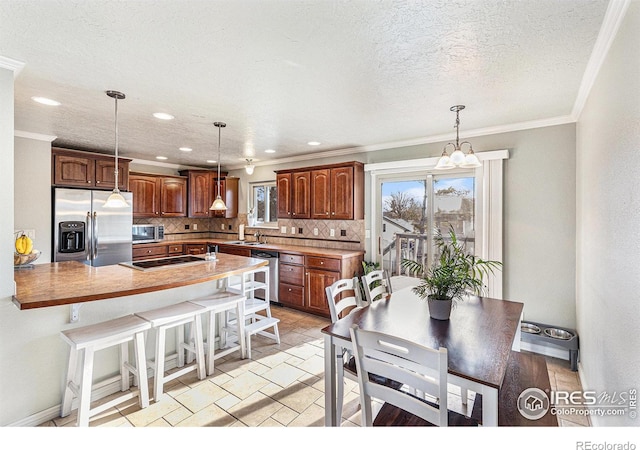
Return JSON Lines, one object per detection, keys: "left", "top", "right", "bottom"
{"left": 572, "top": 0, "right": 631, "bottom": 119}
{"left": 14, "top": 130, "right": 57, "bottom": 142}
{"left": 129, "top": 158, "right": 208, "bottom": 171}
{"left": 225, "top": 115, "right": 575, "bottom": 170}
{"left": 0, "top": 55, "right": 25, "bottom": 78}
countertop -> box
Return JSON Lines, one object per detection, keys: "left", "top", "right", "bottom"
{"left": 12, "top": 253, "right": 268, "bottom": 310}
{"left": 135, "top": 238, "right": 365, "bottom": 259}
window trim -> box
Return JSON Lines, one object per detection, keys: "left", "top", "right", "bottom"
{"left": 248, "top": 180, "right": 278, "bottom": 226}
{"left": 365, "top": 149, "right": 508, "bottom": 298}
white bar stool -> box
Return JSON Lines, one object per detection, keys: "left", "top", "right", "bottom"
{"left": 226, "top": 266, "right": 280, "bottom": 359}
{"left": 188, "top": 291, "right": 247, "bottom": 376}
{"left": 134, "top": 302, "right": 207, "bottom": 402}
{"left": 60, "top": 314, "right": 151, "bottom": 427}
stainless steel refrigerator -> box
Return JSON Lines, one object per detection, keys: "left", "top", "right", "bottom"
{"left": 53, "top": 188, "right": 133, "bottom": 266}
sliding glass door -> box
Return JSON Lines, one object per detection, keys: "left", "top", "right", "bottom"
{"left": 379, "top": 171, "right": 476, "bottom": 275}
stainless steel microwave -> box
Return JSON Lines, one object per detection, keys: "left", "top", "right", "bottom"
{"left": 132, "top": 224, "right": 164, "bottom": 243}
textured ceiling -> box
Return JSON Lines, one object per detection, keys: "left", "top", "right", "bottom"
{"left": 1, "top": 0, "right": 609, "bottom": 169}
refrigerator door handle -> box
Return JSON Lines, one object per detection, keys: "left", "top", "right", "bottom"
{"left": 92, "top": 211, "right": 98, "bottom": 259}
{"left": 86, "top": 212, "right": 92, "bottom": 262}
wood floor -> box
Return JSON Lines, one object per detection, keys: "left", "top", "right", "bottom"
{"left": 38, "top": 305, "right": 589, "bottom": 427}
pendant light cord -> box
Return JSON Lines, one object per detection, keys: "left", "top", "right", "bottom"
{"left": 114, "top": 96, "right": 119, "bottom": 190}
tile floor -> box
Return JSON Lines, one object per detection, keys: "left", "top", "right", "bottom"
{"left": 40, "top": 305, "right": 589, "bottom": 427}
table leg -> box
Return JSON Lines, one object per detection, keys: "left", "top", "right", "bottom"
{"left": 324, "top": 335, "right": 338, "bottom": 426}
{"left": 482, "top": 387, "right": 498, "bottom": 426}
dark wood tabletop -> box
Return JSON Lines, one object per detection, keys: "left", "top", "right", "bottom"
{"left": 321, "top": 288, "right": 523, "bottom": 389}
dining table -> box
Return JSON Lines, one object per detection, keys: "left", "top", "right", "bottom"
{"left": 321, "top": 285, "right": 524, "bottom": 426}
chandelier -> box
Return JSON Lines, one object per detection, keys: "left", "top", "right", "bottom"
{"left": 434, "top": 105, "right": 481, "bottom": 170}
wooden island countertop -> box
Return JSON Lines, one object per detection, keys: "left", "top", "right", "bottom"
{"left": 13, "top": 253, "right": 268, "bottom": 310}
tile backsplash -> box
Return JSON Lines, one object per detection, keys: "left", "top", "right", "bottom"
{"left": 134, "top": 214, "right": 365, "bottom": 251}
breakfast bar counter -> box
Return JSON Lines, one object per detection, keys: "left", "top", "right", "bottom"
{"left": 13, "top": 253, "right": 267, "bottom": 310}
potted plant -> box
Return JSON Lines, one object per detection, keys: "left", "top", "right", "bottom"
{"left": 401, "top": 227, "right": 501, "bottom": 320}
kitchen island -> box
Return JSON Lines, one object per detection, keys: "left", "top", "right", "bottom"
{"left": 13, "top": 253, "right": 267, "bottom": 310}
{"left": 5, "top": 252, "right": 270, "bottom": 426}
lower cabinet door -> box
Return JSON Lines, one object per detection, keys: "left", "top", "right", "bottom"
{"left": 279, "top": 282, "right": 304, "bottom": 308}
{"left": 306, "top": 269, "right": 338, "bottom": 316}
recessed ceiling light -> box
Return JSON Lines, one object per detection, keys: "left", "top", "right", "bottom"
{"left": 179, "top": 147, "right": 192, "bottom": 152}
{"left": 206, "top": 160, "right": 216, "bottom": 163}
{"left": 31, "top": 96, "right": 60, "bottom": 106}
{"left": 153, "top": 112, "right": 174, "bottom": 120}
{"left": 156, "top": 156, "right": 168, "bottom": 160}
{"left": 307, "top": 141, "right": 321, "bottom": 146}
{"left": 265, "top": 149, "right": 276, "bottom": 153}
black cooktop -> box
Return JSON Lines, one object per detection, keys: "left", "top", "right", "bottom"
{"left": 121, "top": 255, "right": 207, "bottom": 271}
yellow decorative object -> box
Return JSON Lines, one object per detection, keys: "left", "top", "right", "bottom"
{"left": 15, "top": 232, "right": 33, "bottom": 255}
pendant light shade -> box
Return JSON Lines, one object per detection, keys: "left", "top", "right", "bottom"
{"left": 245, "top": 159, "right": 254, "bottom": 175}
{"left": 210, "top": 122, "right": 228, "bottom": 211}
{"left": 435, "top": 105, "right": 482, "bottom": 170}
{"left": 103, "top": 90, "right": 129, "bottom": 208}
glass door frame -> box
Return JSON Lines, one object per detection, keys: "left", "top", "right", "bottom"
{"left": 365, "top": 149, "right": 507, "bottom": 299}
{"left": 376, "top": 168, "right": 479, "bottom": 275}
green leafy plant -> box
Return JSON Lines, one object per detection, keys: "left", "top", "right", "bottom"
{"left": 401, "top": 227, "right": 502, "bottom": 302}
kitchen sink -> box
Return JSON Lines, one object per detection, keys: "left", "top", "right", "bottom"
{"left": 223, "top": 240, "right": 262, "bottom": 246}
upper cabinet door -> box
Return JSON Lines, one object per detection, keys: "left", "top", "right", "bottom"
{"left": 310, "top": 169, "right": 331, "bottom": 219}
{"left": 160, "top": 177, "right": 187, "bottom": 217}
{"left": 187, "top": 171, "right": 211, "bottom": 218}
{"left": 331, "top": 166, "right": 354, "bottom": 219}
{"left": 95, "top": 160, "right": 129, "bottom": 190}
{"left": 277, "top": 172, "right": 292, "bottom": 218}
{"left": 130, "top": 175, "right": 160, "bottom": 217}
{"left": 53, "top": 154, "right": 95, "bottom": 187}
{"left": 291, "top": 171, "right": 311, "bottom": 219}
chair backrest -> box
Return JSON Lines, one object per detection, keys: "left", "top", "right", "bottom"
{"left": 325, "top": 277, "right": 361, "bottom": 323}
{"left": 361, "top": 270, "right": 390, "bottom": 305}
{"left": 349, "top": 324, "right": 449, "bottom": 427}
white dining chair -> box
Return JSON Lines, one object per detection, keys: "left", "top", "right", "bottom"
{"left": 349, "top": 324, "right": 478, "bottom": 427}
{"left": 361, "top": 269, "right": 391, "bottom": 305}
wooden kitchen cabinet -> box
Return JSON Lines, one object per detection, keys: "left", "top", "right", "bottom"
{"left": 276, "top": 173, "right": 292, "bottom": 218}
{"left": 278, "top": 252, "right": 305, "bottom": 309}
{"left": 52, "top": 147, "right": 130, "bottom": 190}
{"left": 184, "top": 243, "right": 207, "bottom": 255}
{"left": 217, "top": 244, "right": 251, "bottom": 257}
{"left": 212, "top": 176, "right": 239, "bottom": 219}
{"left": 179, "top": 170, "right": 237, "bottom": 218}
{"left": 129, "top": 173, "right": 187, "bottom": 218}
{"left": 276, "top": 171, "right": 310, "bottom": 219}
{"left": 276, "top": 161, "right": 363, "bottom": 220}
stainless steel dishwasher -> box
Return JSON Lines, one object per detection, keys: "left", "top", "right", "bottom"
{"left": 250, "top": 249, "right": 279, "bottom": 303}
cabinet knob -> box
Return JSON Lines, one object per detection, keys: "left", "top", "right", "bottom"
{"left": 161, "top": 212, "right": 165, "bottom": 215}
{"left": 96, "top": 180, "right": 100, "bottom": 184}
{"left": 288, "top": 288, "right": 292, "bottom": 292}
{"left": 87, "top": 180, "right": 91, "bottom": 183}
{"left": 147, "top": 250, "right": 152, "bottom": 253}
{"left": 320, "top": 261, "right": 324, "bottom": 264}
{"left": 292, "top": 213, "right": 296, "bottom": 215}
{"left": 326, "top": 212, "right": 329, "bottom": 215}
{"left": 155, "top": 212, "right": 159, "bottom": 215}
{"left": 332, "top": 212, "right": 335, "bottom": 215}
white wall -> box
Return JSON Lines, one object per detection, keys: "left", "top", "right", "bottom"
{"left": 0, "top": 67, "right": 17, "bottom": 422}
{"left": 576, "top": 0, "right": 640, "bottom": 426}
{"left": 14, "top": 136, "right": 53, "bottom": 263}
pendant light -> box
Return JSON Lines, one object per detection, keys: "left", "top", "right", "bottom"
{"left": 434, "top": 105, "right": 481, "bottom": 170}
{"left": 210, "top": 122, "right": 228, "bottom": 211}
{"left": 104, "top": 90, "right": 129, "bottom": 208}
{"left": 245, "top": 159, "right": 255, "bottom": 175}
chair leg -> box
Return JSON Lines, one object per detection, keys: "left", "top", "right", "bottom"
{"left": 236, "top": 302, "right": 247, "bottom": 359}
{"left": 461, "top": 387, "right": 468, "bottom": 405}
{"left": 119, "top": 342, "right": 130, "bottom": 391}
{"left": 153, "top": 327, "right": 166, "bottom": 402}
{"left": 337, "top": 354, "right": 345, "bottom": 423}
{"left": 134, "top": 331, "right": 150, "bottom": 408}
{"left": 77, "top": 347, "right": 95, "bottom": 427}
{"left": 61, "top": 346, "right": 79, "bottom": 417}
{"left": 206, "top": 311, "right": 217, "bottom": 376}
{"left": 193, "top": 315, "right": 206, "bottom": 380}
